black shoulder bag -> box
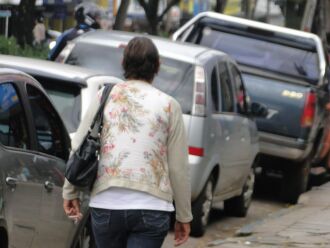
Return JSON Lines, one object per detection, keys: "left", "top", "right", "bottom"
{"left": 65, "top": 84, "right": 113, "bottom": 189}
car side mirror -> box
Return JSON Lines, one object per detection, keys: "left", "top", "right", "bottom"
{"left": 249, "top": 102, "right": 268, "bottom": 118}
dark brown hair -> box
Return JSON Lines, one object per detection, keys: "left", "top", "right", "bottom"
{"left": 122, "top": 37, "right": 160, "bottom": 82}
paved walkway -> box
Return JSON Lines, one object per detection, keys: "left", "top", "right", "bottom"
{"left": 207, "top": 182, "right": 330, "bottom": 247}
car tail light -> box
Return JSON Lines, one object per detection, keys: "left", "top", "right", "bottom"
{"left": 301, "top": 92, "right": 316, "bottom": 127}
{"left": 192, "top": 66, "right": 206, "bottom": 116}
{"left": 189, "top": 146, "right": 204, "bottom": 156}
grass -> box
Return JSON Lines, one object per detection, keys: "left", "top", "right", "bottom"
{"left": 0, "top": 36, "right": 48, "bottom": 59}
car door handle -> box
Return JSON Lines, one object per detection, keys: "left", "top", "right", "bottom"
{"left": 5, "top": 177, "right": 18, "bottom": 187}
{"left": 44, "top": 181, "right": 54, "bottom": 192}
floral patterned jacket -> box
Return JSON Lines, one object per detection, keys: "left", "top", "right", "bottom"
{"left": 63, "top": 80, "right": 192, "bottom": 223}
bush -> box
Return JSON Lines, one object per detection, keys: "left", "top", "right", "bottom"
{"left": 0, "top": 35, "right": 48, "bottom": 59}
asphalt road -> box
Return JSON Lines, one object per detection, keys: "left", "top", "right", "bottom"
{"left": 162, "top": 178, "right": 289, "bottom": 248}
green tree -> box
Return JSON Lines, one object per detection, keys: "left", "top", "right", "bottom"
{"left": 12, "top": 0, "right": 36, "bottom": 47}
{"left": 136, "top": 0, "right": 180, "bottom": 35}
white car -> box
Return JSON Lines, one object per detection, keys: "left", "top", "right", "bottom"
{"left": 0, "top": 55, "right": 122, "bottom": 138}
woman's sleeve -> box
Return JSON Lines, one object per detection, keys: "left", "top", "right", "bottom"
{"left": 62, "top": 89, "right": 102, "bottom": 200}
{"left": 167, "top": 99, "right": 193, "bottom": 223}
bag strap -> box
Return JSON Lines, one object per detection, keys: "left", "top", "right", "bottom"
{"left": 89, "top": 84, "right": 113, "bottom": 139}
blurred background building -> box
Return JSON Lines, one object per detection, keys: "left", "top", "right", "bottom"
{"left": 0, "top": 0, "right": 328, "bottom": 43}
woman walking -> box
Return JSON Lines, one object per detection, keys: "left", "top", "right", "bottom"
{"left": 63, "top": 36, "right": 192, "bottom": 248}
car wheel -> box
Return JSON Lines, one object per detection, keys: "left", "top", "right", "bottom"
{"left": 224, "top": 168, "right": 255, "bottom": 217}
{"left": 74, "top": 214, "right": 96, "bottom": 248}
{"left": 190, "top": 175, "right": 214, "bottom": 237}
{"left": 281, "top": 159, "right": 310, "bottom": 204}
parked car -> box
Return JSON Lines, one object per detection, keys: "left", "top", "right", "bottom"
{"left": 0, "top": 55, "right": 122, "bottom": 137}
{"left": 172, "top": 11, "right": 330, "bottom": 204}
{"left": 54, "top": 30, "right": 266, "bottom": 236}
{"left": 0, "top": 68, "right": 85, "bottom": 248}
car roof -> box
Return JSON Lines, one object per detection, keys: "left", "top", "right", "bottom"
{"left": 0, "top": 55, "right": 106, "bottom": 87}
{"left": 0, "top": 68, "right": 48, "bottom": 90}
{"left": 0, "top": 68, "right": 39, "bottom": 82}
{"left": 0, "top": 67, "right": 33, "bottom": 78}
{"left": 174, "top": 11, "right": 322, "bottom": 42}
{"left": 173, "top": 12, "right": 326, "bottom": 77}
{"left": 74, "top": 30, "right": 228, "bottom": 64}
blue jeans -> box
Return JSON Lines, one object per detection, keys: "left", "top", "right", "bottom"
{"left": 91, "top": 208, "right": 170, "bottom": 248}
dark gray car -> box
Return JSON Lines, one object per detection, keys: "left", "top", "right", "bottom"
{"left": 0, "top": 69, "right": 75, "bottom": 247}
{"left": 173, "top": 12, "right": 329, "bottom": 204}
{"left": 0, "top": 61, "right": 124, "bottom": 248}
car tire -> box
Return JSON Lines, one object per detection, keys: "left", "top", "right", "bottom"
{"left": 73, "top": 213, "right": 96, "bottom": 248}
{"left": 281, "top": 159, "right": 310, "bottom": 204}
{"left": 190, "top": 175, "right": 215, "bottom": 237}
{"left": 224, "top": 168, "right": 255, "bottom": 217}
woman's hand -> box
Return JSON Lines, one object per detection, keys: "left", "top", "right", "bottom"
{"left": 63, "top": 198, "right": 81, "bottom": 218}
{"left": 174, "top": 221, "right": 191, "bottom": 246}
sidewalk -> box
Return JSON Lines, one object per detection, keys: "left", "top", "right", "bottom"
{"left": 208, "top": 182, "right": 330, "bottom": 247}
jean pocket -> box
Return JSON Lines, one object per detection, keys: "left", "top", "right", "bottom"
{"left": 141, "top": 210, "right": 170, "bottom": 232}
{"left": 91, "top": 208, "right": 111, "bottom": 232}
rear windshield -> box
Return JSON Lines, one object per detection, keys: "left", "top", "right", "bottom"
{"left": 65, "top": 43, "right": 194, "bottom": 114}
{"left": 35, "top": 77, "right": 81, "bottom": 133}
{"left": 195, "top": 28, "right": 319, "bottom": 83}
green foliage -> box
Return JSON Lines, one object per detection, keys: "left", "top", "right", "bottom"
{"left": 0, "top": 36, "right": 48, "bottom": 59}
{"left": 158, "top": 30, "right": 170, "bottom": 38}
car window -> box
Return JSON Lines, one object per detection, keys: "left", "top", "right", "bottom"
{"left": 65, "top": 43, "right": 125, "bottom": 79}
{"left": 153, "top": 58, "right": 194, "bottom": 114}
{"left": 218, "top": 62, "right": 234, "bottom": 112}
{"left": 26, "top": 84, "right": 67, "bottom": 160}
{"left": 35, "top": 77, "right": 81, "bottom": 133}
{"left": 210, "top": 67, "right": 220, "bottom": 112}
{"left": 0, "top": 82, "right": 30, "bottom": 149}
{"left": 65, "top": 43, "right": 194, "bottom": 114}
{"left": 197, "top": 27, "right": 319, "bottom": 84}
{"left": 229, "top": 63, "right": 247, "bottom": 114}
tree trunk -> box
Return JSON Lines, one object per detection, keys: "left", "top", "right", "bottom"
{"left": 214, "top": 0, "right": 227, "bottom": 13}
{"left": 12, "top": 0, "right": 36, "bottom": 47}
{"left": 113, "top": 0, "right": 130, "bottom": 30}
{"left": 148, "top": 15, "right": 158, "bottom": 35}
{"left": 146, "top": 0, "right": 159, "bottom": 35}
{"left": 137, "top": 0, "right": 180, "bottom": 35}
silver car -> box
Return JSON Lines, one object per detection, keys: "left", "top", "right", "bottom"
{"left": 56, "top": 30, "right": 264, "bottom": 237}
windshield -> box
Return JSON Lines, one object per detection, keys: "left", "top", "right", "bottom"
{"left": 197, "top": 28, "right": 319, "bottom": 83}
{"left": 65, "top": 43, "right": 194, "bottom": 114}
{"left": 36, "top": 78, "right": 81, "bottom": 133}
{"left": 66, "top": 44, "right": 125, "bottom": 79}
{"left": 153, "top": 59, "right": 193, "bottom": 114}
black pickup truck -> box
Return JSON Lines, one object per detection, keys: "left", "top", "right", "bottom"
{"left": 173, "top": 12, "right": 330, "bottom": 204}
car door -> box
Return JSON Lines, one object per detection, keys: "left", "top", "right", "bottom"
{"left": 207, "top": 63, "right": 235, "bottom": 194}
{"left": 0, "top": 81, "right": 42, "bottom": 248}
{"left": 228, "top": 63, "right": 252, "bottom": 160}
{"left": 214, "top": 61, "right": 247, "bottom": 193}
{"left": 24, "top": 83, "right": 73, "bottom": 248}
{"left": 227, "top": 62, "right": 253, "bottom": 183}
